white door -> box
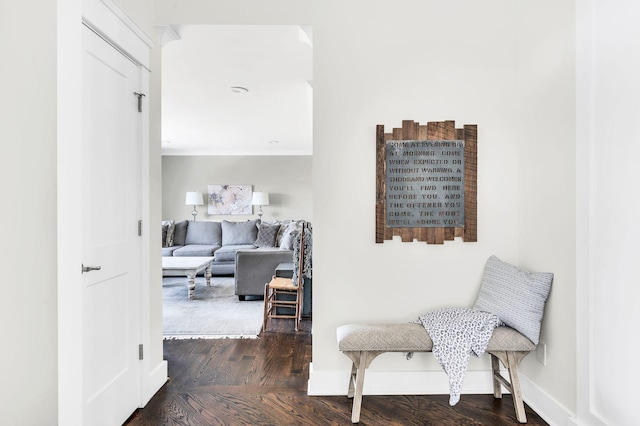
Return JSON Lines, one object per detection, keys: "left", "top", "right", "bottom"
{"left": 82, "top": 25, "right": 142, "bottom": 425}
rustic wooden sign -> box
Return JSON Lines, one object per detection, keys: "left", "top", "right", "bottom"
{"left": 376, "top": 120, "right": 477, "bottom": 244}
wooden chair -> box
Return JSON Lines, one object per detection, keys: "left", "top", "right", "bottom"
{"left": 262, "top": 223, "right": 306, "bottom": 332}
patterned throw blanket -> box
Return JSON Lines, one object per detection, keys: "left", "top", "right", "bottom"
{"left": 292, "top": 224, "right": 312, "bottom": 286}
{"left": 417, "top": 307, "right": 502, "bottom": 405}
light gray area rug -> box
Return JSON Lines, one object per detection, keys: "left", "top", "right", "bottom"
{"left": 163, "top": 276, "right": 263, "bottom": 339}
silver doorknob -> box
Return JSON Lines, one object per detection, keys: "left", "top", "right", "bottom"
{"left": 82, "top": 264, "right": 102, "bottom": 273}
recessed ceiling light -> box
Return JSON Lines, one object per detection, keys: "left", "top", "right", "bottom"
{"left": 162, "top": 140, "right": 172, "bottom": 144}
{"left": 267, "top": 140, "right": 280, "bottom": 144}
{"left": 230, "top": 86, "right": 249, "bottom": 93}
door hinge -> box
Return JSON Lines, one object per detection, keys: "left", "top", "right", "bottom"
{"left": 133, "top": 92, "right": 146, "bottom": 112}
{"left": 138, "top": 220, "right": 142, "bottom": 236}
{"left": 139, "top": 344, "right": 144, "bottom": 360}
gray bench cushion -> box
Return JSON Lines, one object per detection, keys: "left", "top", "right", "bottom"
{"left": 337, "top": 323, "right": 535, "bottom": 353}
{"left": 338, "top": 323, "right": 432, "bottom": 352}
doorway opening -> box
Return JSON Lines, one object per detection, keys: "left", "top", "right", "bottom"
{"left": 159, "top": 25, "right": 313, "bottom": 338}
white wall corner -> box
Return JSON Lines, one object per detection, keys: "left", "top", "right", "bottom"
{"left": 519, "top": 373, "right": 576, "bottom": 426}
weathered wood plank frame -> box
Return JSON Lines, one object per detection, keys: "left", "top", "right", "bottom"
{"left": 376, "top": 120, "right": 477, "bottom": 244}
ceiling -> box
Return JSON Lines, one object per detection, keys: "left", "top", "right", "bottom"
{"left": 161, "top": 25, "right": 313, "bottom": 156}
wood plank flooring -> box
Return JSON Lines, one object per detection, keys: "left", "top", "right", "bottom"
{"left": 125, "top": 319, "right": 549, "bottom": 425}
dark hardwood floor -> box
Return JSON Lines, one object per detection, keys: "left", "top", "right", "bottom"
{"left": 125, "top": 319, "right": 549, "bottom": 425}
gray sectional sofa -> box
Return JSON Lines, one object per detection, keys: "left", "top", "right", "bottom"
{"left": 162, "top": 219, "right": 305, "bottom": 300}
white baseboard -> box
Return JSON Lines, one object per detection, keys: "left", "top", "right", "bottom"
{"left": 307, "top": 362, "right": 497, "bottom": 396}
{"left": 308, "top": 363, "right": 577, "bottom": 426}
{"left": 140, "top": 360, "right": 168, "bottom": 407}
{"left": 519, "top": 374, "right": 576, "bottom": 426}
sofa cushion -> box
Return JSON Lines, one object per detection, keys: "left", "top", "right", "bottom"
{"left": 172, "top": 220, "right": 189, "bottom": 246}
{"left": 254, "top": 222, "right": 280, "bottom": 247}
{"left": 162, "top": 245, "right": 183, "bottom": 256}
{"left": 214, "top": 244, "right": 256, "bottom": 262}
{"left": 185, "top": 221, "right": 222, "bottom": 246}
{"left": 221, "top": 219, "right": 259, "bottom": 246}
{"left": 473, "top": 255, "right": 553, "bottom": 345}
{"left": 173, "top": 244, "right": 220, "bottom": 257}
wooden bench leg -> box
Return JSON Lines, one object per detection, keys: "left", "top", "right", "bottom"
{"left": 491, "top": 354, "right": 502, "bottom": 398}
{"left": 342, "top": 351, "right": 383, "bottom": 424}
{"left": 347, "top": 362, "right": 357, "bottom": 398}
{"left": 351, "top": 358, "right": 366, "bottom": 423}
{"left": 506, "top": 351, "right": 527, "bottom": 423}
{"left": 488, "top": 350, "right": 530, "bottom": 424}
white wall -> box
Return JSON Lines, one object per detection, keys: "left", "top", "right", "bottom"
{"left": 311, "top": 0, "right": 522, "bottom": 370}
{"left": 152, "top": 0, "right": 578, "bottom": 420}
{"left": 0, "top": 1, "right": 59, "bottom": 424}
{"left": 576, "top": 1, "right": 640, "bottom": 424}
{"left": 515, "top": 0, "right": 577, "bottom": 414}
{"left": 162, "top": 156, "right": 312, "bottom": 223}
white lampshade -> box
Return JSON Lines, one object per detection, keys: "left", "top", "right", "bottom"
{"left": 185, "top": 191, "right": 204, "bottom": 206}
{"left": 251, "top": 192, "right": 270, "bottom": 206}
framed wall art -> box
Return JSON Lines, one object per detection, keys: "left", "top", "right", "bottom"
{"left": 207, "top": 184, "right": 252, "bottom": 215}
{"left": 376, "top": 120, "right": 477, "bottom": 244}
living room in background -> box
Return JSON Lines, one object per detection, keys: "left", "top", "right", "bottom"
{"left": 159, "top": 24, "right": 313, "bottom": 337}
{"left": 161, "top": 218, "right": 312, "bottom": 338}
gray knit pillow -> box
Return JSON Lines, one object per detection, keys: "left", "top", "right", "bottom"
{"left": 473, "top": 255, "right": 553, "bottom": 345}
{"left": 254, "top": 222, "right": 280, "bottom": 247}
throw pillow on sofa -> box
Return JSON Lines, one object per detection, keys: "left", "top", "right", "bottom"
{"left": 280, "top": 220, "right": 304, "bottom": 250}
{"left": 161, "top": 220, "right": 175, "bottom": 247}
{"left": 254, "top": 222, "right": 280, "bottom": 247}
{"left": 275, "top": 219, "right": 291, "bottom": 247}
{"left": 172, "top": 220, "right": 189, "bottom": 246}
{"left": 162, "top": 225, "right": 167, "bottom": 247}
{"left": 221, "top": 219, "right": 259, "bottom": 246}
{"left": 185, "top": 221, "right": 222, "bottom": 246}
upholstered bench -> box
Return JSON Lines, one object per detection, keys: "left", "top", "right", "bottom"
{"left": 337, "top": 323, "right": 536, "bottom": 424}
